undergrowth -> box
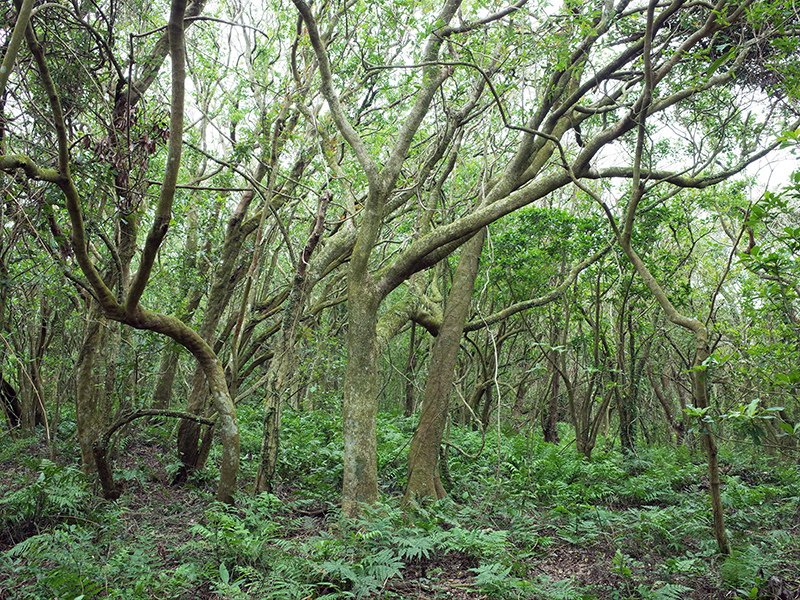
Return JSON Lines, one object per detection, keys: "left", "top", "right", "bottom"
{"left": 1, "top": 415, "right": 798, "bottom": 599}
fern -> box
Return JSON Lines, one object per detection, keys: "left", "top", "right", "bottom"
{"left": 443, "top": 526, "right": 510, "bottom": 560}
{"left": 317, "top": 547, "right": 404, "bottom": 598}
{"left": 191, "top": 499, "right": 284, "bottom": 567}
{"left": 367, "top": 548, "right": 404, "bottom": 575}
{"left": 394, "top": 529, "right": 441, "bottom": 561}
{"left": 8, "top": 531, "right": 53, "bottom": 558}
{"left": 471, "top": 562, "right": 512, "bottom": 585}
{"left": 320, "top": 559, "right": 360, "bottom": 584}
{"left": 721, "top": 545, "right": 774, "bottom": 588}
{"left": 3, "top": 526, "right": 106, "bottom": 599}
{"left": 648, "top": 582, "right": 694, "bottom": 600}
{"left": 44, "top": 566, "right": 104, "bottom": 599}
{"left": 0, "top": 459, "right": 88, "bottom": 539}
{"left": 528, "top": 576, "right": 581, "bottom": 600}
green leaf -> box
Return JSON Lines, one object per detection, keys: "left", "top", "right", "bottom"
{"left": 706, "top": 48, "right": 736, "bottom": 76}
{"left": 612, "top": 549, "right": 632, "bottom": 577}
{"left": 744, "top": 398, "right": 760, "bottom": 417}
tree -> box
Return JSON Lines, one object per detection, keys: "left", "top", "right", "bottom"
{"left": 2, "top": 0, "right": 796, "bottom": 542}
{"left": 291, "top": 0, "right": 795, "bottom": 516}
{"left": 0, "top": 0, "right": 240, "bottom": 503}
{"left": 404, "top": 228, "right": 486, "bottom": 502}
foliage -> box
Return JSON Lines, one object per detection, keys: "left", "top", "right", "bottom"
{"left": 3, "top": 423, "right": 800, "bottom": 599}
{"left": 3, "top": 0, "right": 800, "bottom": 595}
{"left": 0, "top": 459, "right": 89, "bottom": 543}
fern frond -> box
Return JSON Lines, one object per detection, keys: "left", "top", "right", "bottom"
{"left": 651, "top": 583, "right": 694, "bottom": 600}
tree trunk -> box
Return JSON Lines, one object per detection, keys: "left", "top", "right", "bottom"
{"left": 253, "top": 344, "right": 294, "bottom": 495}
{"left": 403, "top": 322, "right": 419, "bottom": 417}
{"left": 618, "top": 376, "right": 636, "bottom": 454}
{"left": 542, "top": 368, "right": 561, "bottom": 444}
{"left": 75, "top": 311, "right": 113, "bottom": 474}
{"left": 479, "top": 384, "right": 494, "bottom": 432}
{"left": 254, "top": 191, "right": 330, "bottom": 494}
{"left": 0, "top": 376, "right": 21, "bottom": 430}
{"left": 542, "top": 319, "right": 562, "bottom": 444}
{"left": 648, "top": 363, "right": 684, "bottom": 444}
{"left": 616, "top": 278, "right": 637, "bottom": 455}
{"left": 511, "top": 374, "right": 531, "bottom": 424}
{"left": 404, "top": 228, "right": 485, "bottom": 503}
{"left": 174, "top": 174, "right": 266, "bottom": 476}
{"left": 151, "top": 345, "right": 181, "bottom": 410}
{"left": 342, "top": 286, "right": 381, "bottom": 515}
{"left": 692, "top": 341, "right": 730, "bottom": 554}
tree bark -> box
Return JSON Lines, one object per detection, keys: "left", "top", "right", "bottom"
{"left": 404, "top": 228, "right": 486, "bottom": 503}
{"left": 648, "top": 362, "right": 685, "bottom": 444}
{"left": 617, "top": 289, "right": 637, "bottom": 455}
{"left": 75, "top": 310, "right": 113, "bottom": 474}
{"left": 342, "top": 286, "right": 382, "bottom": 514}
{"left": 151, "top": 346, "right": 180, "bottom": 410}
{"left": 542, "top": 319, "right": 562, "bottom": 444}
{"left": 403, "top": 323, "right": 419, "bottom": 417}
{"left": 0, "top": 376, "right": 21, "bottom": 430}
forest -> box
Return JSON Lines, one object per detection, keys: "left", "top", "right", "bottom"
{"left": 1, "top": 0, "right": 800, "bottom": 597}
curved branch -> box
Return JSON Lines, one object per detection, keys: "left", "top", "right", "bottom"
{"left": 463, "top": 245, "right": 612, "bottom": 332}
{"left": 0, "top": 154, "right": 60, "bottom": 182}
{"left": 92, "top": 409, "right": 215, "bottom": 500}
{"left": 24, "top": 18, "right": 119, "bottom": 314}
{"left": 103, "top": 409, "right": 215, "bottom": 446}
{"left": 125, "top": 0, "right": 187, "bottom": 314}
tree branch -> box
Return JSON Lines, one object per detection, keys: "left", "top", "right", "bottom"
{"left": 125, "top": 0, "right": 188, "bottom": 314}
{"left": 0, "top": 0, "right": 35, "bottom": 98}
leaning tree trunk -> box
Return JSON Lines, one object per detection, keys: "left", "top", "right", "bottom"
{"left": 404, "top": 228, "right": 486, "bottom": 503}
{"left": 174, "top": 165, "right": 268, "bottom": 476}
{"left": 691, "top": 338, "right": 730, "bottom": 554}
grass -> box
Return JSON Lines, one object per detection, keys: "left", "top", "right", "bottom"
{"left": 1, "top": 412, "right": 799, "bottom": 599}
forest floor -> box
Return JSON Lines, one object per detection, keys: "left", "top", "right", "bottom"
{"left": 1, "top": 428, "right": 800, "bottom": 600}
